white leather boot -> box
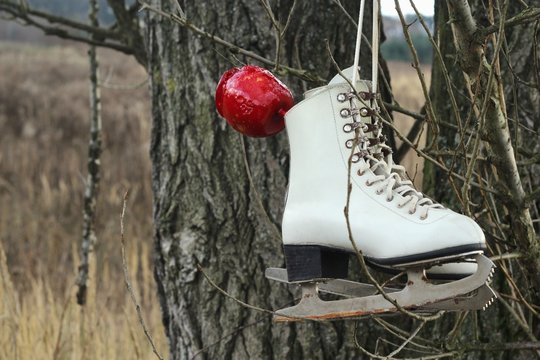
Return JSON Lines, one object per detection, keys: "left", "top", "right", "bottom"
{"left": 281, "top": 71, "right": 485, "bottom": 281}
{"left": 326, "top": 67, "right": 480, "bottom": 280}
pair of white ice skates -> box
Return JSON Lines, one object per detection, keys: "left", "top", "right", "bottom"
{"left": 266, "top": 67, "right": 496, "bottom": 321}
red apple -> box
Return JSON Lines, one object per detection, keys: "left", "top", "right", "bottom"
{"left": 215, "top": 65, "right": 294, "bottom": 137}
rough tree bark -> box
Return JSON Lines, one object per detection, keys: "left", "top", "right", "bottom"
{"left": 144, "top": 1, "right": 391, "bottom": 358}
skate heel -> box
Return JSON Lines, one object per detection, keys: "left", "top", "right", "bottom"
{"left": 283, "top": 245, "right": 349, "bottom": 282}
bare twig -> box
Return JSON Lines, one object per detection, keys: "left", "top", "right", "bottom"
{"left": 138, "top": 0, "right": 325, "bottom": 83}
{"left": 171, "top": 0, "right": 185, "bottom": 18}
{"left": 480, "top": 6, "right": 540, "bottom": 36}
{"left": 394, "top": 0, "right": 439, "bottom": 146}
{"left": 196, "top": 264, "right": 275, "bottom": 316}
{"left": 0, "top": 1, "right": 134, "bottom": 55}
{"left": 239, "top": 135, "right": 282, "bottom": 242}
{"left": 189, "top": 319, "right": 266, "bottom": 360}
{"left": 385, "top": 321, "right": 426, "bottom": 358}
{"left": 121, "top": 191, "right": 164, "bottom": 360}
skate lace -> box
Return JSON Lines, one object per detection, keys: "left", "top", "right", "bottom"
{"left": 344, "top": 0, "right": 442, "bottom": 219}
{"left": 357, "top": 154, "right": 443, "bottom": 219}
{"left": 342, "top": 91, "right": 443, "bottom": 219}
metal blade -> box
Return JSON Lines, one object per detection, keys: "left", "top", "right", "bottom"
{"left": 421, "top": 283, "right": 496, "bottom": 311}
{"left": 269, "top": 254, "right": 495, "bottom": 321}
{"left": 266, "top": 264, "right": 495, "bottom": 311}
{"left": 265, "top": 267, "right": 400, "bottom": 296}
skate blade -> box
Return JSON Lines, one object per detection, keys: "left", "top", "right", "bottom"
{"left": 266, "top": 267, "right": 496, "bottom": 312}
{"left": 269, "top": 254, "right": 495, "bottom": 321}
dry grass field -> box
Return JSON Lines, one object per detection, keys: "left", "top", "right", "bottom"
{"left": 0, "top": 41, "right": 429, "bottom": 359}
{"left": 0, "top": 42, "right": 168, "bottom": 359}
{"left": 388, "top": 61, "right": 431, "bottom": 187}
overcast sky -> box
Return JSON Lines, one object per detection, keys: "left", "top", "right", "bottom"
{"left": 380, "top": 0, "right": 435, "bottom": 16}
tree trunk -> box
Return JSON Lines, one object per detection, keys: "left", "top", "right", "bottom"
{"left": 144, "top": 1, "right": 390, "bottom": 358}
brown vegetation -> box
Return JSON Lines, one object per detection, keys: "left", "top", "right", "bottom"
{"left": 0, "top": 42, "right": 168, "bottom": 359}
{"left": 388, "top": 61, "right": 431, "bottom": 187}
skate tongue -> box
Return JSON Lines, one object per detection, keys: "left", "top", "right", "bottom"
{"left": 304, "top": 66, "right": 368, "bottom": 99}
{"left": 328, "top": 66, "right": 358, "bottom": 86}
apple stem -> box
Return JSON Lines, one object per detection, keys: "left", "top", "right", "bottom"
{"left": 277, "top": 108, "right": 288, "bottom": 118}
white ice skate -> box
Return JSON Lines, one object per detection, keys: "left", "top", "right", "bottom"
{"left": 268, "top": 0, "right": 495, "bottom": 321}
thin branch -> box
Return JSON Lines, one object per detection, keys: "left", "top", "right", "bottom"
{"left": 189, "top": 319, "right": 267, "bottom": 360}
{"left": 385, "top": 321, "right": 426, "bottom": 358}
{"left": 461, "top": 0, "right": 508, "bottom": 216}
{"left": 239, "top": 135, "right": 282, "bottom": 243}
{"left": 121, "top": 191, "right": 164, "bottom": 360}
{"left": 480, "top": 6, "right": 540, "bottom": 36}
{"left": 394, "top": 0, "right": 439, "bottom": 145}
{"left": 376, "top": 110, "right": 499, "bottom": 195}
{"left": 139, "top": 0, "right": 325, "bottom": 83}
{"left": 0, "top": 1, "right": 134, "bottom": 55}
{"left": 197, "top": 264, "right": 275, "bottom": 316}
{"left": 0, "top": 1, "right": 119, "bottom": 39}
{"left": 171, "top": 0, "right": 185, "bottom": 17}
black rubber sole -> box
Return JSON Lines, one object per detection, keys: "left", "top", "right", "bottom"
{"left": 283, "top": 245, "right": 349, "bottom": 282}
{"left": 283, "top": 244, "right": 486, "bottom": 282}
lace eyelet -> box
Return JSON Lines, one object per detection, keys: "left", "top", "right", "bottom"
{"left": 359, "top": 107, "right": 370, "bottom": 117}
{"left": 408, "top": 209, "right": 416, "bottom": 215}
{"left": 386, "top": 197, "right": 393, "bottom": 202}
{"left": 375, "top": 189, "right": 383, "bottom": 195}
{"left": 365, "top": 180, "right": 372, "bottom": 186}
{"left": 351, "top": 154, "right": 360, "bottom": 163}
{"left": 357, "top": 169, "right": 365, "bottom": 176}
{"left": 337, "top": 93, "right": 347, "bottom": 102}
{"left": 345, "top": 140, "right": 354, "bottom": 148}
{"left": 340, "top": 109, "right": 351, "bottom": 118}
{"left": 420, "top": 214, "right": 428, "bottom": 220}
{"left": 343, "top": 124, "right": 353, "bottom": 133}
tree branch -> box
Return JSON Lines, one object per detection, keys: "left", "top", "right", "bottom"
{"left": 138, "top": 0, "right": 325, "bottom": 83}
{"left": 0, "top": 1, "right": 135, "bottom": 55}
{"left": 0, "top": 1, "right": 119, "bottom": 39}
{"left": 480, "top": 6, "right": 540, "bottom": 37}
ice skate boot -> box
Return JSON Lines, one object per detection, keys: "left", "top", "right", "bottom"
{"left": 307, "top": 68, "right": 481, "bottom": 279}
{"left": 324, "top": 66, "right": 482, "bottom": 280}
{"left": 281, "top": 77, "right": 486, "bottom": 276}
{"left": 269, "top": 0, "right": 495, "bottom": 321}
{"left": 270, "top": 74, "right": 495, "bottom": 321}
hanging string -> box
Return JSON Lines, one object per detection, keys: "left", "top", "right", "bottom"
{"left": 371, "top": 0, "right": 379, "bottom": 94}
{"left": 351, "top": 0, "right": 379, "bottom": 94}
{"left": 351, "top": 0, "right": 366, "bottom": 85}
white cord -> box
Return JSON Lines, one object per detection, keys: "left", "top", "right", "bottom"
{"left": 371, "top": 0, "right": 379, "bottom": 93}
{"left": 351, "top": 0, "right": 379, "bottom": 93}
{"left": 351, "top": 0, "right": 366, "bottom": 85}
